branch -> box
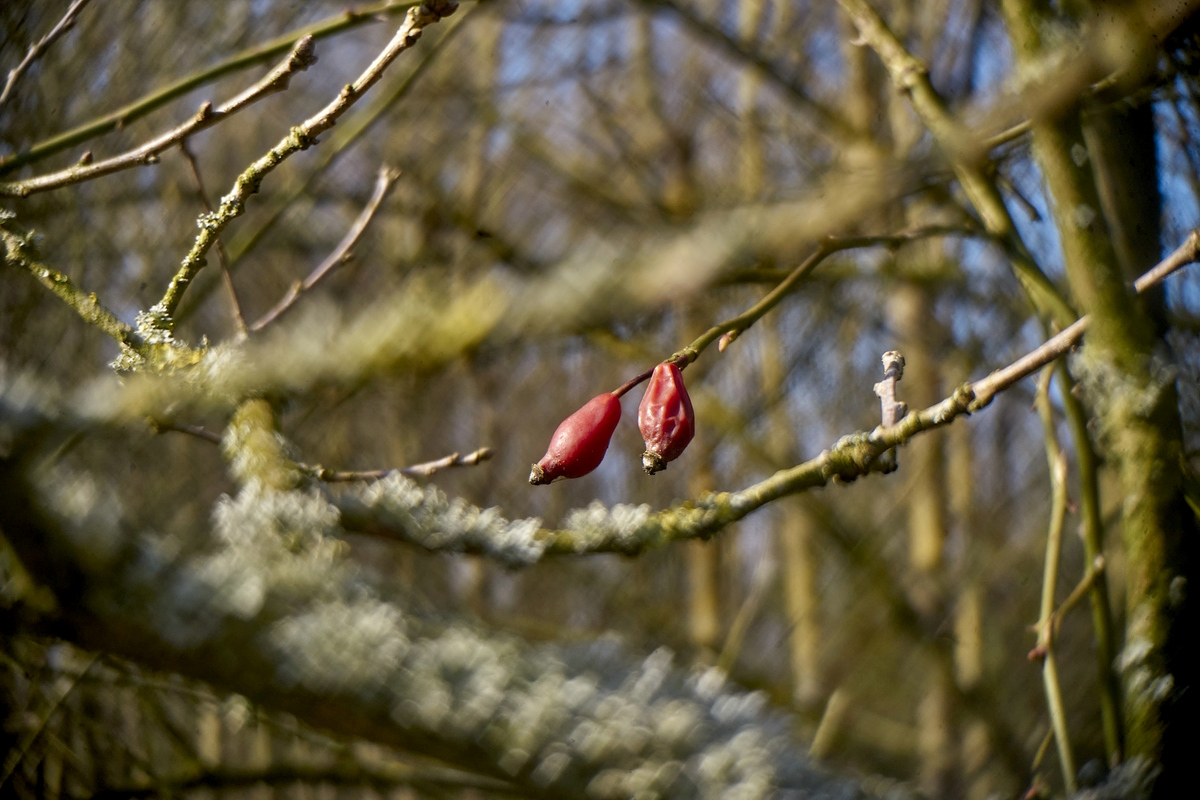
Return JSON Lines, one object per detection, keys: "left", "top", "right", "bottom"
{"left": 1032, "top": 366, "right": 1077, "bottom": 795}
{"left": 835, "top": 0, "right": 1076, "bottom": 328}
{"left": 300, "top": 447, "right": 494, "bottom": 482}
{"left": 0, "top": 1, "right": 422, "bottom": 175}
{"left": 179, "top": 141, "right": 248, "bottom": 337}
{"left": 637, "top": 0, "right": 864, "bottom": 147}
{"left": 0, "top": 0, "right": 92, "bottom": 107}
{"left": 150, "top": 1, "right": 459, "bottom": 332}
{"left": 333, "top": 229, "right": 1200, "bottom": 566}
{"left": 671, "top": 227, "right": 968, "bottom": 369}
{"left": 0, "top": 217, "right": 142, "bottom": 352}
{"left": 148, "top": 419, "right": 222, "bottom": 445}
{"left": 0, "top": 451, "right": 878, "bottom": 800}
{"left": 0, "top": 37, "right": 319, "bottom": 198}
{"left": 172, "top": 8, "right": 473, "bottom": 329}
{"left": 249, "top": 164, "right": 399, "bottom": 332}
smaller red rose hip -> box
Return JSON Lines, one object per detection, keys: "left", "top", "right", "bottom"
{"left": 529, "top": 392, "right": 622, "bottom": 485}
{"left": 638, "top": 362, "right": 695, "bottom": 474}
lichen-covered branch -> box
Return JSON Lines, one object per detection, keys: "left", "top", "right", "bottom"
{"left": 179, "top": 141, "right": 248, "bottom": 336}
{"left": 0, "top": 1, "right": 422, "bottom": 175}
{"left": 1, "top": 215, "right": 142, "bottom": 353}
{"left": 150, "top": 0, "right": 459, "bottom": 332}
{"left": 0, "top": 420, "right": 888, "bottom": 800}
{"left": 0, "top": 37, "right": 318, "bottom": 198}
{"left": 334, "top": 231, "right": 1200, "bottom": 565}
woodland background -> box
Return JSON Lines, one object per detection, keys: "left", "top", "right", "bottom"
{"left": 2, "top": 0, "right": 1200, "bottom": 799}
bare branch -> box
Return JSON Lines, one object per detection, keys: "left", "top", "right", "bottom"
{"left": 151, "top": 1, "right": 459, "bottom": 331}
{"left": 249, "top": 165, "right": 400, "bottom": 332}
{"left": 0, "top": 37, "right": 319, "bottom": 198}
{"left": 179, "top": 141, "right": 248, "bottom": 337}
{"left": 301, "top": 447, "right": 494, "bottom": 482}
{"left": 1033, "top": 366, "right": 1077, "bottom": 794}
{"left": 0, "top": 0, "right": 92, "bottom": 107}
{"left": 836, "top": 0, "right": 1076, "bottom": 328}
{"left": 0, "top": 1, "right": 422, "bottom": 175}
{"left": 148, "top": 419, "right": 222, "bottom": 445}
{"left": 0, "top": 218, "right": 142, "bottom": 352}
{"left": 670, "top": 227, "right": 969, "bottom": 369}
{"left": 333, "top": 229, "right": 1200, "bottom": 565}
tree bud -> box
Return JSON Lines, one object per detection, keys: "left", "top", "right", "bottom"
{"left": 638, "top": 362, "right": 694, "bottom": 474}
{"left": 529, "top": 393, "right": 622, "bottom": 485}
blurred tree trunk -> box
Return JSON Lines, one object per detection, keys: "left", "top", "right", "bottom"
{"left": 1003, "top": 3, "right": 1198, "bottom": 792}
{"left": 760, "top": 317, "right": 823, "bottom": 708}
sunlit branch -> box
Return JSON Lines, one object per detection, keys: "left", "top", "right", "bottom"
{"left": 179, "top": 141, "right": 248, "bottom": 337}
{"left": 249, "top": 165, "right": 399, "bottom": 332}
{"left": 0, "top": 1, "right": 423, "bottom": 175}
{"left": 301, "top": 447, "right": 494, "bottom": 482}
{"left": 335, "top": 229, "right": 1200, "bottom": 565}
{"left": 151, "top": 1, "right": 459, "bottom": 332}
{"left": 0, "top": 38, "right": 318, "bottom": 198}
{"left": 835, "top": 0, "right": 1076, "bottom": 328}
{"left": 0, "top": 218, "right": 143, "bottom": 353}
{"left": 0, "top": 0, "right": 92, "bottom": 107}
{"left": 176, "top": 8, "right": 473, "bottom": 328}
{"left": 1033, "top": 366, "right": 1077, "bottom": 794}
{"left": 670, "top": 226, "right": 971, "bottom": 368}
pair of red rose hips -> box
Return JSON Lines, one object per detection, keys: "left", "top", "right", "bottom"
{"left": 528, "top": 362, "right": 695, "bottom": 485}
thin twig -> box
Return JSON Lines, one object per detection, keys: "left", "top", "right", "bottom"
{"left": 0, "top": 219, "right": 142, "bottom": 352}
{"left": 672, "top": 227, "right": 967, "bottom": 373}
{"left": 809, "top": 689, "right": 850, "bottom": 759}
{"left": 337, "top": 230, "right": 1200, "bottom": 562}
{"left": 249, "top": 164, "right": 399, "bottom": 331}
{"left": 1033, "top": 366, "right": 1077, "bottom": 794}
{"left": 716, "top": 553, "right": 775, "bottom": 674}
{"left": 0, "top": 0, "right": 93, "bottom": 107}
{"left": 1047, "top": 555, "right": 1106, "bottom": 639}
{"left": 0, "top": 1, "right": 423, "bottom": 175}
{"left": 0, "top": 37, "right": 318, "bottom": 198}
{"left": 302, "top": 447, "right": 494, "bottom": 482}
{"left": 836, "top": 0, "right": 1076, "bottom": 328}
{"left": 969, "top": 229, "right": 1198, "bottom": 409}
{"left": 150, "top": 1, "right": 459, "bottom": 331}
{"left": 1055, "top": 365, "right": 1121, "bottom": 763}
{"left": 333, "top": 231, "right": 1200, "bottom": 566}
{"left": 179, "top": 141, "right": 248, "bottom": 337}
{"left": 0, "top": 653, "right": 99, "bottom": 792}
{"left": 148, "top": 419, "right": 222, "bottom": 445}
{"left": 175, "top": 6, "right": 473, "bottom": 328}
{"left": 608, "top": 227, "right": 965, "bottom": 399}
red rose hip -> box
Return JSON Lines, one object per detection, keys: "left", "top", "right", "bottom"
{"left": 638, "top": 362, "right": 695, "bottom": 474}
{"left": 529, "top": 392, "right": 622, "bottom": 485}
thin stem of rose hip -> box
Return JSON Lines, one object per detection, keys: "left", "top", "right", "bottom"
{"left": 612, "top": 367, "right": 654, "bottom": 398}
{"left": 612, "top": 226, "right": 977, "bottom": 398}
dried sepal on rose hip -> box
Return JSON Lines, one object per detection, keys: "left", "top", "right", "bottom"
{"left": 638, "top": 361, "right": 695, "bottom": 474}
{"left": 529, "top": 392, "right": 622, "bottom": 485}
